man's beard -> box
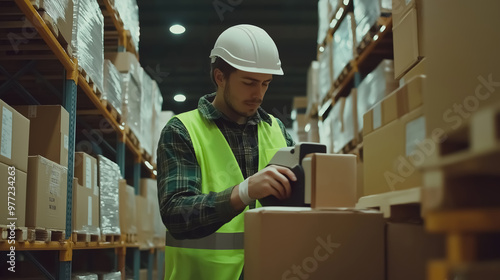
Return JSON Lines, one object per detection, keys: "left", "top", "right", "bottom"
{"left": 223, "top": 83, "right": 256, "bottom": 118}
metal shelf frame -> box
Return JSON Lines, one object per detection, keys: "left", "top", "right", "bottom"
{"left": 0, "top": 0, "right": 159, "bottom": 279}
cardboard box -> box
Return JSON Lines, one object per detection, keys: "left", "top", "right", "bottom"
{"left": 400, "top": 58, "right": 426, "bottom": 86}
{"left": 293, "top": 113, "right": 308, "bottom": 133}
{"left": 357, "top": 60, "right": 399, "bottom": 135}
{"left": 0, "top": 100, "right": 30, "bottom": 172}
{"left": 0, "top": 162, "right": 27, "bottom": 227}
{"left": 140, "top": 178, "right": 165, "bottom": 239}
{"left": 119, "top": 179, "right": 137, "bottom": 234}
{"left": 356, "top": 158, "right": 364, "bottom": 200}
{"left": 423, "top": 0, "right": 500, "bottom": 136}
{"left": 293, "top": 96, "right": 308, "bottom": 110}
{"left": 105, "top": 52, "right": 142, "bottom": 79}
{"left": 139, "top": 269, "right": 148, "bottom": 280}
{"left": 392, "top": 0, "right": 427, "bottom": 79}
{"left": 245, "top": 207, "right": 385, "bottom": 280}
{"left": 387, "top": 222, "right": 445, "bottom": 280}
{"left": 136, "top": 195, "right": 153, "bottom": 248}
{"left": 304, "top": 153, "right": 357, "bottom": 208}
{"left": 14, "top": 105, "right": 69, "bottom": 167}
{"left": 363, "top": 76, "right": 420, "bottom": 136}
{"left": 31, "top": 0, "right": 74, "bottom": 47}
{"left": 74, "top": 152, "right": 99, "bottom": 197}
{"left": 364, "top": 106, "right": 425, "bottom": 195}
{"left": 26, "top": 155, "right": 68, "bottom": 230}
{"left": 72, "top": 178, "right": 99, "bottom": 234}
{"left": 392, "top": 0, "right": 416, "bottom": 26}
{"left": 362, "top": 93, "right": 403, "bottom": 137}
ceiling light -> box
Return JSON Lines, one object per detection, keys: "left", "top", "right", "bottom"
{"left": 319, "top": 46, "right": 325, "bottom": 53}
{"left": 336, "top": 8, "right": 344, "bottom": 20}
{"left": 169, "top": 24, "right": 185, "bottom": 35}
{"left": 174, "top": 93, "right": 186, "bottom": 102}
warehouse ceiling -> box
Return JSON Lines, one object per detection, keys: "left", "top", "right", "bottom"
{"left": 137, "top": 0, "right": 318, "bottom": 126}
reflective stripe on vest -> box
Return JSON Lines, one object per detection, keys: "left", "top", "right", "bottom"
{"left": 164, "top": 109, "right": 287, "bottom": 280}
{"left": 166, "top": 232, "right": 244, "bottom": 250}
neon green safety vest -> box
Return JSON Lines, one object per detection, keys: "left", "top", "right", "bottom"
{"left": 165, "top": 109, "right": 287, "bottom": 280}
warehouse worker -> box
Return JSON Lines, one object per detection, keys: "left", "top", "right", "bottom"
{"left": 157, "top": 24, "right": 296, "bottom": 280}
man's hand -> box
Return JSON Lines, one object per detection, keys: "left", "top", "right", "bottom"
{"left": 230, "top": 165, "right": 297, "bottom": 211}
{"left": 247, "top": 165, "right": 297, "bottom": 200}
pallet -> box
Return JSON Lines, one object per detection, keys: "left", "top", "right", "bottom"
{"left": 71, "top": 231, "right": 100, "bottom": 243}
{"left": 101, "top": 234, "right": 122, "bottom": 244}
{"left": 426, "top": 209, "right": 500, "bottom": 278}
{"left": 355, "top": 17, "right": 391, "bottom": 57}
{"left": 80, "top": 67, "right": 103, "bottom": 97}
{"left": 127, "top": 127, "right": 140, "bottom": 149}
{"left": 100, "top": 99, "right": 122, "bottom": 124}
{"left": 346, "top": 142, "right": 363, "bottom": 160}
{"left": 341, "top": 138, "right": 360, "bottom": 154}
{"left": 142, "top": 148, "right": 152, "bottom": 163}
{"left": 121, "top": 233, "right": 137, "bottom": 244}
{"left": 30, "top": 227, "right": 65, "bottom": 243}
{"left": 421, "top": 105, "right": 500, "bottom": 213}
{"left": 153, "top": 237, "right": 165, "bottom": 247}
{"left": 0, "top": 226, "right": 35, "bottom": 243}
{"left": 356, "top": 187, "right": 422, "bottom": 221}
{"left": 0, "top": 1, "right": 72, "bottom": 59}
{"left": 333, "top": 60, "right": 354, "bottom": 89}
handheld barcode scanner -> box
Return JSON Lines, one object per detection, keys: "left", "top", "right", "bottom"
{"left": 259, "top": 143, "right": 327, "bottom": 207}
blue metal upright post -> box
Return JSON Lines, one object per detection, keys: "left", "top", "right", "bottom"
{"left": 354, "top": 71, "right": 362, "bottom": 88}
{"left": 134, "top": 161, "right": 140, "bottom": 194}
{"left": 60, "top": 73, "right": 77, "bottom": 280}
{"left": 117, "top": 139, "right": 125, "bottom": 177}
{"left": 156, "top": 250, "right": 164, "bottom": 280}
{"left": 133, "top": 249, "right": 140, "bottom": 280}
{"left": 148, "top": 249, "right": 154, "bottom": 280}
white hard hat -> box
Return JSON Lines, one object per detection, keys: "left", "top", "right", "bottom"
{"left": 209, "top": 24, "right": 284, "bottom": 75}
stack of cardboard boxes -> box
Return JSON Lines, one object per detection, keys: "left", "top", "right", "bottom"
{"left": 16, "top": 105, "right": 70, "bottom": 235}
{"left": 245, "top": 153, "right": 384, "bottom": 279}
{"left": 138, "top": 178, "right": 165, "bottom": 249}
{"left": 0, "top": 101, "right": 29, "bottom": 232}
{"left": 73, "top": 152, "right": 100, "bottom": 240}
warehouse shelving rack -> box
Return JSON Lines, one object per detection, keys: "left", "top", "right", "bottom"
{"left": 317, "top": 15, "right": 394, "bottom": 120}
{"left": 0, "top": 0, "right": 163, "bottom": 279}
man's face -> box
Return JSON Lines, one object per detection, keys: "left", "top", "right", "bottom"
{"left": 222, "top": 70, "right": 273, "bottom": 118}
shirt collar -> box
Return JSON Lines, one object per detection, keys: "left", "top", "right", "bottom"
{"left": 197, "top": 93, "right": 273, "bottom": 126}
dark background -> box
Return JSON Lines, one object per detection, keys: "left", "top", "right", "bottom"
{"left": 137, "top": 0, "right": 319, "bottom": 126}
